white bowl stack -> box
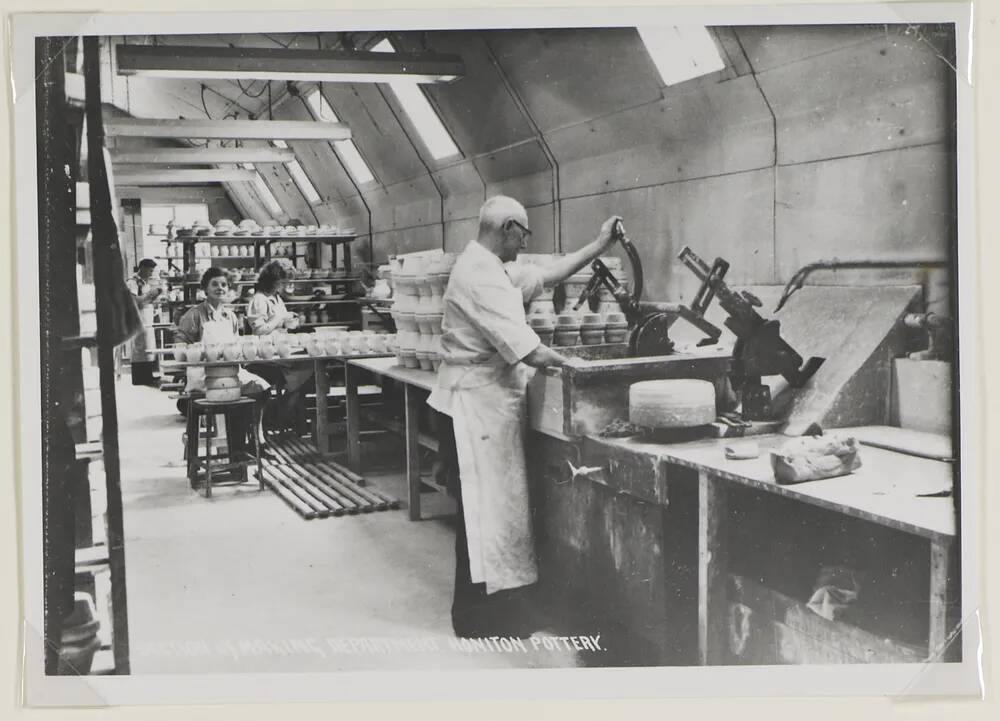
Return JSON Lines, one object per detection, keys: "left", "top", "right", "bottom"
{"left": 205, "top": 365, "right": 241, "bottom": 402}
{"left": 392, "top": 257, "right": 421, "bottom": 368}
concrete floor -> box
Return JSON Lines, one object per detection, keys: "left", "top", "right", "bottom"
{"left": 116, "top": 380, "right": 579, "bottom": 673}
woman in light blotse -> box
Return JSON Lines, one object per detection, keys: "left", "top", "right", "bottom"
{"left": 125, "top": 258, "right": 164, "bottom": 386}
{"left": 246, "top": 260, "right": 313, "bottom": 431}
{"left": 174, "top": 268, "right": 269, "bottom": 462}
{"left": 174, "top": 267, "right": 268, "bottom": 398}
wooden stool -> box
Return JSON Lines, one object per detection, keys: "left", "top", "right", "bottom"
{"left": 186, "top": 397, "right": 263, "bottom": 498}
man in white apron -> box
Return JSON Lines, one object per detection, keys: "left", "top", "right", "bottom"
{"left": 125, "top": 258, "right": 164, "bottom": 385}
{"left": 427, "top": 196, "right": 621, "bottom": 637}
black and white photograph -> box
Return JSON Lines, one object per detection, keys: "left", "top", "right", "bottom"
{"left": 9, "top": 1, "right": 982, "bottom": 706}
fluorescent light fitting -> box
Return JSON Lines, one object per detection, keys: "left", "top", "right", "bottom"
{"left": 637, "top": 26, "right": 725, "bottom": 87}
{"left": 116, "top": 45, "right": 464, "bottom": 84}
{"left": 105, "top": 118, "right": 350, "bottom": 141}
{"left": 114, "top": 168, "right": 258, "bottom": 185}
{"left": 305, "top": 89, "right": 375, "bottom": 185}
{"left": 111, "top": 147, "right": 296, "bottom": 165}
{"left": 372, "top": 39, "right": 460, "bottom": 160}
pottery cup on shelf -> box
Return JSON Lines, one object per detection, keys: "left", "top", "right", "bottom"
{"left": 322, "top": 337, "right": 341, "bottom": 356}
{"left": 304, "top": 336, "right": 324, "bottom": 357}
{"left": 258, "top": 337, "right": 276, "bottom": 360}
{"left": 222, "top": 341, "right": 241, "bottom": 362}
{"left": 604, "top": 322, "right": 629, "bottom": 344}
{"left": 241, "top": 338, "right": 258, "bottom": 361}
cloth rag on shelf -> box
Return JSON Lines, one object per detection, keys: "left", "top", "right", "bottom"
{"left": 806, "top": 566, "right": 862, "bottom": 621}
{"left": 771, "top": 434, "right": 862, "bottom": 484}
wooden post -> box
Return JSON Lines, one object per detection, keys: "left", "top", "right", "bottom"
{"left": 404, "top": 385, "right": 422, "bottom": 522}
{"left": 345, "top": 361, "right": 362, "bottom": 470}
{"left": 698, "top": 469, "right": 728, "bottom": 666}
{"left": 313, "top": 359, "right": 330, "bottom": 453}
{"left": 928, "top": 536, "right": 953, "bottom": 658}
{"left": 37, "top": 34, "right": 78, "bottom": 677}
{"left": 83, "top": 36, "right": 131, "bottom": 674}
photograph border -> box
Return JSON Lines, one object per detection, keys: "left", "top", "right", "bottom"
{"left": 9, "top": 1, "right": 982, "bottom": 707}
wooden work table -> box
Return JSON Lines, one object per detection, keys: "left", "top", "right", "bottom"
{"left": 169, "top": 351, "right": 394, "bottom": 453}
{"left": 591, "top": 434, "right": 954, "bottom": 541}
{"left": 546, "top": 431, "right": 957, "bottom": 665}
{"left": 345, "top": 356, "right": 439, "bottom": 520}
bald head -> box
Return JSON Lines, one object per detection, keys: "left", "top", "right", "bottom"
{"left": 478, "top": 196, "right": 527, "bottom": 236}
{"left": 477, "top": 195, "right": 530, "bottom": 262}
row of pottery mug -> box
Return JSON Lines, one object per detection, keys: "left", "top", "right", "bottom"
{"left": 183, "top": 337, "right": 279, "bottom": 362}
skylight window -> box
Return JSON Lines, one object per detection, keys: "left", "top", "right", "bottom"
{"left": 284, "top": 159, "right": 321, "bottom": 204}
{"left": 246, "top": 169, "right": 283, "bottom": 217}
{"left": 270, "top": 140, "right": 321, "bottom": 204}
{"left": 371, "top": 39, "right": 461, "bottom": 161}
{"left": 304, "top": 89, "right": 376, "bottom": 185}
{"left": 637, "top": 26, "right": 725, "bottom": 87}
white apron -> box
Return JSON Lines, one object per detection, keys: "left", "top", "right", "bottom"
{"left": 130, "top": 303, "right": 156, "bottom": 362}
{"left": 128, "top": 276, "right": 157, "bottom": 363}
{"left": 439, "top": 360, "right": 538, "bottom": 594}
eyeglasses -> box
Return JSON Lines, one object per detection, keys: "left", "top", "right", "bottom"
{"left": 507, "top": 219, "right": 532, "bottom": 238}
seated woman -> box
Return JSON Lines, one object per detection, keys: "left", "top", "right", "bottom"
{"left": 246, "top": 259, "right": 314, "bottom": 431}
{"left": 174, "top": 267, "right": 269, "bottom": 399}
{"left": 174, "top": 267, "right": 271, "bottom": 468}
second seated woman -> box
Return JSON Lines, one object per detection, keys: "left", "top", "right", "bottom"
{"left": 247, "top": 260, "right": 314, "bottom": 431}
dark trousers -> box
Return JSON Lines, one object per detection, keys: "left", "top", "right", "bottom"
{"left": 130, "top": 360, "right": 156, "bottom": 386}
{"left": 435, "top": 411, "right": 535, "bottom": 638}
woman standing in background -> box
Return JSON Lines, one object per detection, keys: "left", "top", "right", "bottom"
{"left": 125, "top": 258, "right": 163, "bottom": 386}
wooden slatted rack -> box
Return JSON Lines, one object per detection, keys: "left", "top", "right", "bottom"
{"left": 261, "top": 435, "right": 399, "bottom": 520}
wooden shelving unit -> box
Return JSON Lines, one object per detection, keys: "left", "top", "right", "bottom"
{"left": 155, "top": 233, "right": 368, "bottom": 331}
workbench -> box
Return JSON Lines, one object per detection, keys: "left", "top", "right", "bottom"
{"left": 528, "top": 429, "right": 956, "bottom": 666}
{"left": 345, "top": 357, "right": 441, "bottom": 520}
{"left": 337, "top": 356, "right": 957, "bottom": 665}
{"left": 593, "top": 434, "right": 954, "bottom": 664}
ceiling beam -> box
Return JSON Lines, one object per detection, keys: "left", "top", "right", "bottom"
{"left": 113, "top": 169, "right": 258, "bottom": 185}
{"left": 105, "top": 118, "right": 351, "bottom": 141}
{"left": 111, "top": 147, "right": 296, "bottom": 165}
{"left": 115, "top": 44, "right": 465, "bottom": 84}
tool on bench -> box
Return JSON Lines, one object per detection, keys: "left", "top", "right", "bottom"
{"left": 674, "top": 245, "right": 824, "bottom": 421}
{"left": 571, "top": 221, "right": 720, "bottom": 355}
{"left": 571, "top": 226, "right": 823, "bottom": 423}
